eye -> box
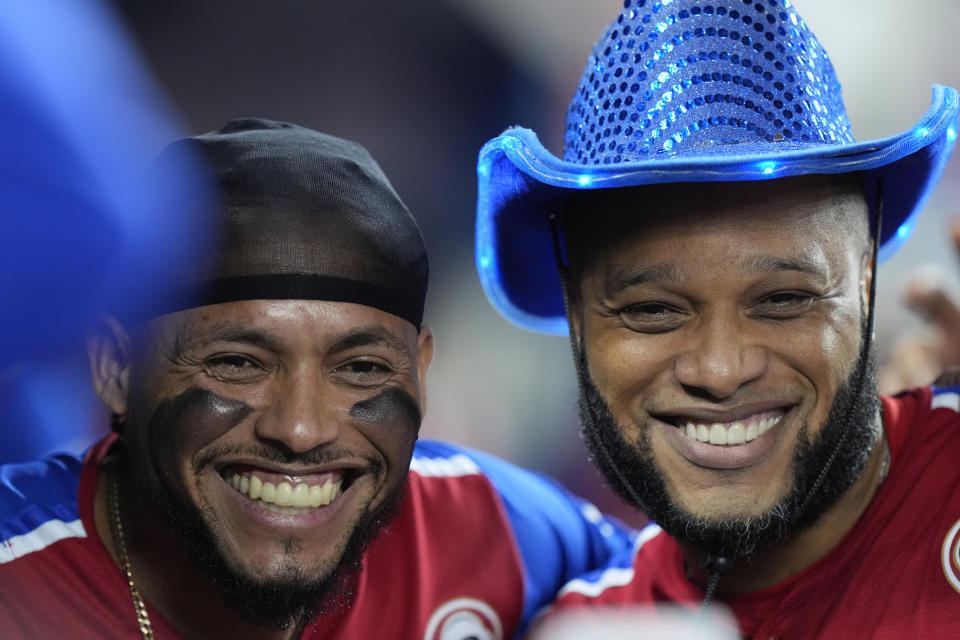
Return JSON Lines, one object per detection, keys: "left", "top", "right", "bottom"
{"left": 333, "top": 358, "right": 395, "bottom": 387}
{"left": 753, "top": 290, "right": 816, "bottom": 319}
{"left": 617, "top": 301, "right": 686, "bottom": 333}
{"left": 204, "top": 354, "right": 265, "bottom": 382}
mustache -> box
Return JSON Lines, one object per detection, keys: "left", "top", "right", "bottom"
{"left": 192, "top": 443, "right": 382, "bottom": 475}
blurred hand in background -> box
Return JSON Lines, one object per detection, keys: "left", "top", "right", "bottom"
{"left": 880, "top": 218, "right": 960, "bottom": 393}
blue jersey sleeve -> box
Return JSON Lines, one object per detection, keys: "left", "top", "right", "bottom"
{"left": 0, "top": 452, "right": 85, "bottom": 563}
{"left": 413, "top": 441, "right": 637, "bottom": 637}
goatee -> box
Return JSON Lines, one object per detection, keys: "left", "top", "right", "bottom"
{"left": 121, "top": 439, "right": 403, "bottom": 631}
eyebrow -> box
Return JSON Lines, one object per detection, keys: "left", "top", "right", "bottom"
{"left": 172, "top": 322, "right": 283, "bottom": 357}
{"left": 740, "top": 254, "right": 827, "bottom": 278}
{"left": 600, "top": 253, "right": 827, "bottom": 299}
{"left": 328, "top": 326, "right": 412, "bottom": 359}
{"left": 604, "top": 263, "right": 683, "bottom": 298}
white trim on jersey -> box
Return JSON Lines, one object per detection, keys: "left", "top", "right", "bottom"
{"left": 931, "top": 391, "right": 960, "bottom": 412}
{"left": 579, "top": 502, "right": 619, "bottom": 539}
{"left": 556, "top": 524, "right": 664, "bottom": 598}
{"left": 0, "top": 518, "right": 86, "bottom": 564}
{"left": 409, "top": 453, "right": 480, "bottom": 478}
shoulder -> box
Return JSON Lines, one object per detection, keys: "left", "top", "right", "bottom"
{"left": 883, "top": 386, "right": 960, "bottom": 447}
{"left": 410, "top": 440, "right": 486, "bottom": 478}
{"left": 410, "top": 439, "right": 578, "bottom": 510}
{"left": 884, "top": 384, "right": 960, "bottom": 418}
{"left": 410, "top": 440, "right": 624, "bottom": 538}
{"left": 930, "top": 384, "right": 960, "bottom": 413}
{"left": 408, "top": 440, "right": 582, "bottom": 533}
{"left": 528, "top": 524, "right": 674, "bottom": 636}
{"left": 553, "top": 523, "right": 667, "bottom": 604}
{"left": 409, "top": 441, "right": 637, "bottom": 633}
{"left": 0, "top": 451, "right": 86, "bottom": 564}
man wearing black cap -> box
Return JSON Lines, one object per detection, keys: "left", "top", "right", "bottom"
{"left": 476, "top": 0, "right": 960, "bottom": 636}
{"left": 0, "top": 119, "right": 632, "bottom": 639}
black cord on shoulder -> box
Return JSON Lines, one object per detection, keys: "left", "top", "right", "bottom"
{"left": 700, "top": 572, "right": 722, "bottom": 612}
{"left": 699, "top": 552, "right": 736, "bottom": 612}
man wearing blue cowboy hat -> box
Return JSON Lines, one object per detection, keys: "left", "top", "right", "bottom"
{"left": 476, "top": 0, "right": 960, "bottom": 636}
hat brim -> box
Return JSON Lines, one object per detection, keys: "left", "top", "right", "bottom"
{"left": 476, "top": 85, "right": 959, "bottom": 335}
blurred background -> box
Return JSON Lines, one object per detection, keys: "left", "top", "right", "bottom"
{"left": 3, "top": 0, "right": 959, "bottom": 526}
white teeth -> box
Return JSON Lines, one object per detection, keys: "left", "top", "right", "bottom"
{"left": 697, "top": 424, "right": 710, "bottom": 442}
{"left": 310, "top": 484, "right": 324, "bottom": 507}
{"left": 260, "top": 481, "right": 276, "bottom": 503}
{"left": 320, "top": 482, "right": 332, "bottom": 506}
{"left": 224, "top": 472, "right": 344, "bottom": 510}
{"left": 275, "top": 482, "right": 293, "bottom": 507}
{"left": 256, "top": 500, "right": 312, "bottom": 515}
{"left": 681, "top": 413, "right": 784, "bottom": 446}
{"left": 708, "top": 424, "right": 728, "bottom": 445}
{"left": 291, "top": 483, "right": 310, "bottom": 508}
{"left": 726, "top": 422, "right": 746, "bottom": 445}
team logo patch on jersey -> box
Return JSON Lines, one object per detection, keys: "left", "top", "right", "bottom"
{"left": 942, "top": 518, "right": 960, "bottom": 594}
{"left": 423, "top": 597, "right": 502, "bottom": 640}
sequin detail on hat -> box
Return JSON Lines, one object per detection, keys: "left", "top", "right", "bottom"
{"left": 565, "top": 0, "right": 853, "bottom": 164}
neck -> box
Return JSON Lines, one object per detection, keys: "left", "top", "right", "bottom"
{"left": 680, "top": 419, "right": 889, "bottom": 595}
{"left": 94, "top": 462, "right": 307, "bottom": 640}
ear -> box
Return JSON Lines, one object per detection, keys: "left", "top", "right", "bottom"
{"left": 87, "top": 316, "right": 133, "bottom": 417}
{"left": 415, "top": 325, "right": 435, "bottom": 412}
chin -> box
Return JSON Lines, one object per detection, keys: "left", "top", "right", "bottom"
{"left": 676, "top": 494, "right": 785, "bottom": 525}
{"left": 220, "top": 545, "right": 337, "bottom": 583}
{"left": 677, "top": 473, "right": 792, "bottom": 514}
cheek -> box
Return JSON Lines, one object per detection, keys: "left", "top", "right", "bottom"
{"left": 349, "top": 387, "right": 421, "bottom": 470}
{"left": 776, "top": 306, "right": 862, "bottom": 389}
{"left": 588, "top": 328, "right": 675, "bottom": 407}
{"left": 145, "top": 388, "right": 253, "bottom": 490}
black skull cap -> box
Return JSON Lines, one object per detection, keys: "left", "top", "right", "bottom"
{"left": 159, "top": 117, "right": 428, "bottom": 327}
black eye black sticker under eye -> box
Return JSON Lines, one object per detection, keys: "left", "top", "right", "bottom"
{"left": 349, "top": 387, "right": 421, "bottom": 433}
{"left": 147, "top": 388, "right": 254, "bottom": 480}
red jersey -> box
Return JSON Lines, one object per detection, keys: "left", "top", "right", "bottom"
{"left": 547, "top": 386, "right": 960, "bottom": 639}
{"left": 0, "top": 437, "right": 633, "bottom": 639}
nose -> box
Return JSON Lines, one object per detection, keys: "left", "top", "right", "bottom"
{"left": 254, "top": 367, "right": 340, "bottom": 454}
{"left": 672, "top": 311, "right": 768, "bottom": 400}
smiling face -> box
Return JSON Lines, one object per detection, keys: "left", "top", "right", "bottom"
{"left": 110, "top": 299, "right": 432, "bottom": 627}
{"left": 567, "top": 175, "right": 879, "bottom": 556}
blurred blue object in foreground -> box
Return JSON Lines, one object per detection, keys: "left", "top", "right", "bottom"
{"left": 0, "top": 0, "right": 212, "bottom": 460}
{"left": 0, "top": 0, "right": 211, "bottom": 365}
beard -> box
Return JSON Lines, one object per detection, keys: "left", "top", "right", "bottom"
{"left": 577, "top": 329, "right": 880, "bottom": 560}
{"left": 121, "top": 444, "right": 404, "bottom": 632}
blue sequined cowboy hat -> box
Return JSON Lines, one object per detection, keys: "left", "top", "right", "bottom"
{"left": 476, "top": 0, "right": 959, "bottom": 335}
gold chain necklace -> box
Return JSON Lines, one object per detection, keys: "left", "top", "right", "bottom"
{"left": 107, "top": 469, "right": 155, "bottom": 640}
